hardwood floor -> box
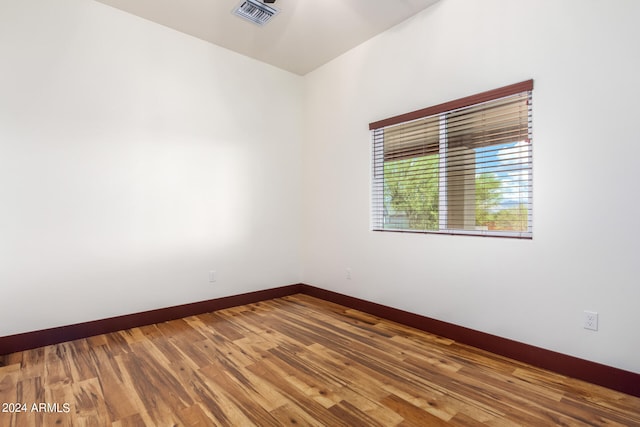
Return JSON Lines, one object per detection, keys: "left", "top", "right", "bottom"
{"left": 1, "top": 294, "right": 639, "bottom": 426}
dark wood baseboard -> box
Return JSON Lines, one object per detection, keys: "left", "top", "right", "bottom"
{"left": 299, "top": 285, "right": 640, "bottom": 398}
{"left": 2, "top": 282, "right": 638, "bottom": 398}
{"left": 0, "top": 284, "right": 305, "bottom": 357}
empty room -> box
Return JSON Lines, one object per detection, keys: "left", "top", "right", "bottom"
{"left": 1, "top": 0, "right": 639, "bottom": 425}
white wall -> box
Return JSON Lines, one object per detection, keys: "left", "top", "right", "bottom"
{"left": 2, "top": 0, "right": 638, "bottom": 376}
{"left": 0, "top": 0, "right": 303, "bottom": 335}
{"left": 302, "top": 0, "right": 640, "bottom": 373}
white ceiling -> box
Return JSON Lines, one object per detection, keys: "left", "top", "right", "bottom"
{"left": 94, "top": 0, "right": 440, "bottom": 75}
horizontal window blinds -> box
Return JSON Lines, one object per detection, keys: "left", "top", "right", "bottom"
{"left": 447, "top": 94, "right": 530, "bottom": 149}
{"left": 383, "top": 116, "right": 439, "bottom": 161}
{"left": 371, "top": 80, "right": 533, "bottom": 238}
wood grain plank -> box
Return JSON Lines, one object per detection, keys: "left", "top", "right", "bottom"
{"left": 0, "top": 294, "right": 638, "bottom": 426}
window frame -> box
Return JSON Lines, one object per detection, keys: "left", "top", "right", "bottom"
{"left": 370, "top": 80, "right": 533, "bottom": 239}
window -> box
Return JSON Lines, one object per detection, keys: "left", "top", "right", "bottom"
{"left": 371, "top": 80, "right": 533, "bottom": 238}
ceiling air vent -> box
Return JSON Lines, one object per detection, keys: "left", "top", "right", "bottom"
{"left": 233, "top": 0, "right": 279, "bottom": 26}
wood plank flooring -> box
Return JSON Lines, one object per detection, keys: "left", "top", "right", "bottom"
{"left": 1, "top": 294, "right": 639, "bottom": 426}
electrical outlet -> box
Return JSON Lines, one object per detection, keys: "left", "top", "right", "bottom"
{"left": 583, "top": 311, "right": 598, "bottom": 331}
{"left": 209, "top": 270, "right": 217, "bottom": 283}
{"left": 346, "top": 268, "right": 352, "bottom": 280}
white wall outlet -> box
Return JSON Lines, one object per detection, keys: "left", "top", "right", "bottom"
{"left": 346, "top": 268, "right": 352, "bottom": 280}
{"left": 209, "top": 270, "right": 217, "bottom": 283}
{"left": 583, "top": 310, "right": 598, "bottom": 331}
